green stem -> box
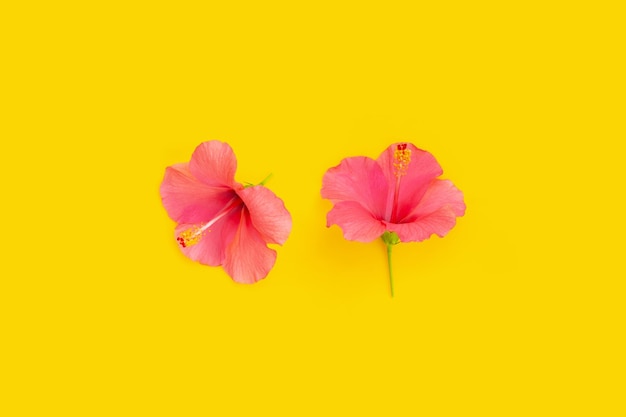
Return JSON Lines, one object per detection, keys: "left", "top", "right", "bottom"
{"left": 387, "top": 243, "right": 394, "bottom": 297}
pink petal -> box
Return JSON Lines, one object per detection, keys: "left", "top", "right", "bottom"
{"left": 327, "top": 201, "right": 386, "bottom": 243}
{"left": 189, "top": 141, "right": 239, "bottom": 188}
{"left": 377, "top": 143, "right": 443, "bottom": 222}
{"left": 237, "top": 186, "right": 292, "bottom": 245}
{"left": 174, "top": 208, "right": 241, "bottom": 266}
{"left": 387, "top": 206, "right": 459, "bottom": 242}
{"left": 160, "top": 163, "right": 237, "bottom": 224}
{"left": 406, "top": 179, "right": 466, "bottom": 221}
{"left": 321, "top": 156, "right": 388, "bottom": 219}
{"left": 223, "top": 211, "right": 278, "bottom": 284}
{"left": 388, "top": 179, "right": 465, "bottom": 242}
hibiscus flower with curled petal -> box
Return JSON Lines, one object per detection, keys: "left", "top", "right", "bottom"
{"left": 160, "top": 141, "right": 292, "bottom": 284}
{"left": 321, "top": 142, "right": 465, "bottom": 296}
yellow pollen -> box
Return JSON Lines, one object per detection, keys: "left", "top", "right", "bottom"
{"left": 393, "top": 145, "right": 412, "bottom": 177}
{"left": 176, "top": 225, "right": 207, "bottom": 248}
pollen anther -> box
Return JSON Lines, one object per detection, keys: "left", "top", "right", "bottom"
{"left": 393, "top": 144, "right": 412, "bottom": 177}
{"left": 177, "top": 225, "right": 206, "bottom": 248}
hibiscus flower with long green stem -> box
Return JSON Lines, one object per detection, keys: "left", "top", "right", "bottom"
{"left": 321, "top": 143, "right": 465, "bottom": 296}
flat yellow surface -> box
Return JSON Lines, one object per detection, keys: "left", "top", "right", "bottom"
{"left": 1, "top": 1, "right": 624, "bottom": 415}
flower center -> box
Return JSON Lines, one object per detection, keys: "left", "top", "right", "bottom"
{"left": 176, "top": 197, "right": 242, "bottom": 248}
{"left": 391, "top": 143, "right": 411, "bottom": 223}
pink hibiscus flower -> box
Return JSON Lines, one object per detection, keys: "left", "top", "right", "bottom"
{"left": 160, "top": 141, "right": 292, "bottom": 284}
{"left": 321, "top": 142, "right": 465, "bottom": 296}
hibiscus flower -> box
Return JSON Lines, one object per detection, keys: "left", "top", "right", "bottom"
{"left": 321, "top": 142, "right": 465, "bottom": 296}
{"left": 160, "top": 141, "right": 292, "bottom": 284}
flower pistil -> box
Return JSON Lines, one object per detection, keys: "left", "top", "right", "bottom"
{"left": 176, "top": 197, "right": 243, "bottom": 248}
{"left": 393, "top": 143, "right": 412, "bottom": 177}
{"left": 177, "top": 225, "right": 206, "bottom": 248}
{"left": 391, "top": 143, "right": 412, "bottom": 223}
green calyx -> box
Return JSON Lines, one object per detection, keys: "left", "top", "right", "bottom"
{"left": 381, "top": 231, "right": 400, "bottom": 246}
{"left": 244, "top": 173, "right": 273, "bottom": 188}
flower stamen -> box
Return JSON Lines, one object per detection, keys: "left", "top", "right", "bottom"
{"left": 393, "top": 143, "right": 411, "bottom": 178}
{"left": 176, "top": 197, "right": 243, "bottom": 249}
{"left": 391, "top": 143, "right": 411, "bottom": 222}
{"left": 177, "top": 225, "right": 207, "bottom": 248}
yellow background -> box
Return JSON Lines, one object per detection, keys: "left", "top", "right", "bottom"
{"left": 2, "top": 1, "right": 624, "bottom": 415}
